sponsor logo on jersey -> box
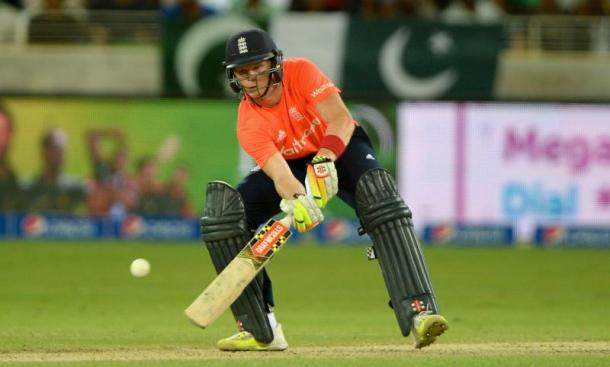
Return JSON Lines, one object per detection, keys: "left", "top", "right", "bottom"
{"left": 277, "top": 129, "right": 287, "bottom": 143}
{"left": 289, "top": 107, "right": 304, "bottom": 122}
{"left": 280, "top": 118, "right": 322, "bottom": 157}
{"left": 310, "top": 82, "right": 334, "bottom": 98}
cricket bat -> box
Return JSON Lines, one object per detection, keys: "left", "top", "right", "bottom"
{"left": 185, "top": 215, "right": 292, "bottom": 328}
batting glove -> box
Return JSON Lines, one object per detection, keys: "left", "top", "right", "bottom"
{"left": 280, "top": 194, "right": 323, "bottom": 233}
{"left": 306, "top": 155, "right": 338, "bottom": 208}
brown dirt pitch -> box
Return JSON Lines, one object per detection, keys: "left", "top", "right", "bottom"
{"left": 1, "top": 342, "right": 608, "bottom": 363}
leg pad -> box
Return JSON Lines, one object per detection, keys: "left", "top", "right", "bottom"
{"left": 355, "top": 169, "right": 439, "bottom": 336}
{"left": 201, "top": 181, "right": 273, "bottom": 343}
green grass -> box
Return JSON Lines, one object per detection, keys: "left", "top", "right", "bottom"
{"left": 0, "top": 241, "right": 608, "bottom": 366}
{"left": 1, "top": 356, "right": 609, "bottom": 367}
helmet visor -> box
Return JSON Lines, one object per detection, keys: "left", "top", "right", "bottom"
{"left": 224, "top": 52, "right": 275, "bottom": 70}
{"left": 229, "top": 63, "right": 282, "bottom": 98}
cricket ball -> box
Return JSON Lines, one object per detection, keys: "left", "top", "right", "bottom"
{"left": 130, "top": 258, "right": 151, "bottom": 278}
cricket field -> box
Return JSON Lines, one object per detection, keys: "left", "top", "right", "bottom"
{"left": 0, "top": 241, "right": 608, "bottom": 366}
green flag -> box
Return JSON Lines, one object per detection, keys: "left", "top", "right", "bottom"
{"left": 162, "top": 15, "right": 265, "bottom": 98}
{"left": 342, "top": 19, "right": 504, "bottom": 100}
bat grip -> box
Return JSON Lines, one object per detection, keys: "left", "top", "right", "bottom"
{"left": 278, "top": 214, "right": 292, "bottom": 228}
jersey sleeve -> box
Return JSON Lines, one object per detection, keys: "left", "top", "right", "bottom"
{"left": 294, "top": 59, "right": 341, "bottom": 106}
{"left": 237, "top": 119, "right": 278, "bottom": 168}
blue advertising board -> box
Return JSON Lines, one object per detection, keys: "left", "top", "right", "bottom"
{"left": 12, "top": 215, "right": 608, "bottom": 248}
{"left": 13, "top": 214, "right": 107, "bottom": 239}
{"left": 0, "top": 214, "right": 200, "bottom": 241}
{"left": 0, "top": 215, "right": 6, "bottom": 237}
{"left": 534, "top": 225, "right": 610, "bottom": 248}
{"left": 314, "top": 218, "right": 370, "bottom": 245}
{"left": 115, "top": 215, "right": 200, "bottom": 241}
{"left": 422, "top": 223, "right": 514, "bottom": 246}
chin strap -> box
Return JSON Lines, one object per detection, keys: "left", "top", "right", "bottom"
{"left": 242, "top": 68, "right": 282, "bottom": 103}
{"left": 258, "top": 76, "right": 273, "bottom": 98}
{"left": 249, "top": 79, "right": 280, "bottom": 103}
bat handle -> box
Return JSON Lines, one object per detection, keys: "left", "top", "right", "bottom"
{"left": 278, "top": 214, "right": 292, "bottom": 228}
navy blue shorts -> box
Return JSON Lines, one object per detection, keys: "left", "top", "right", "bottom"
{"left": 237, "top": 127, "right": 379, "bottom": 308}
{"left": 236, "top": 126, "right": 380, "bottom": 231}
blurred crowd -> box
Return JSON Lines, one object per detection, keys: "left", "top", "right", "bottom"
{"left": 0, "top": 0, "right": 608, "bottom": 26}
{"left": 0, "top": 104, "right": 195, "bottom": 218}
{"left": 290, "top": 0, "right": 610, "bottom": 17}
{"left": 0, "top": 0, "right": 608, "bottom": 43}
{"left": 0, "top": 0, "right": 608, "bottom": 15}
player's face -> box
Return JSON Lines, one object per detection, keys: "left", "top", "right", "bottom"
{"left": 233, "top": 60, "right": 277, "bottom": 99}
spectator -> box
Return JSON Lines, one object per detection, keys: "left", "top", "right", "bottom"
{"left": 1, "top": 0, "right": 21, "bottom": 8}
{"left": 290, "top": 0, "right": 324, "bottom": 11}
{"left": 474, "top": 0, "right": 506, "bottom": 23}
{"left": 440, "top": 0, "right": 476, "bottom": 23}
{"left": 162, "top": 163, "right": 195, "bottom": 218}
{"left": 556, "top": 0, "right": 582, "bottom": 14}
{"left": 132, "top": 155, "right": 166, "bottom": 216}
{"left": 89, "top": 0, "right": 159, "bottom": 10}
{"left": 25, "top": 128, "right": 86, "bottom": 213}
{"left": 0, "top": 104, "right": 24, "bottom": 212}
{"left": 536, "top": 0, "right": 560, "bottom": 14}
{"left": 86, "top": 0, "right": 158, "bottom": 43}
{"left": 505, "top": 0, "right": 541, "bottom": 14}
{"left": 85, "top": 128, "right": 137, "bottom": 218}
{"left": 230, "top": 0, "right": 277, "bottom": 23}
{"left": 290, "top": 0, "right": 348, "bottom": 11}
{"left": 348, "top": 0, "right": 426, "bottom": 17}
{"left": 0, "top": 0, "right": 22, "bottom": 43}
{"left": 578, "top": 0, "right": 610, "bottom": 15}
{"left": 27, "top": 0, "right": 87, "bottom": 44}
{"left": 440, "top": 0, "right": 505, "bottom": 23}
{"left": 161, "top": 0, "right": 217, "bottom": 22}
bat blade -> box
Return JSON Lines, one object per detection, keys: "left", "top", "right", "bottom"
{"left": 185, "top": 217, "right": 292, "bottom": 328}
{"left": 184, "top": 257, "right": 257, "bottom": 328}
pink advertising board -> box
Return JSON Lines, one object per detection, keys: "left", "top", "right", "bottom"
{"left": 399, "top": 102, "right": 610, "bottom": 240}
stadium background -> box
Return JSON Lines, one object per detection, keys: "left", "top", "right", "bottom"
{"left": 0, "top": 1, "right": 609, "bottom": 366}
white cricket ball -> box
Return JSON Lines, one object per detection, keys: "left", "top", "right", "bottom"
{"left": 130, "top": 258, "right": 151, "bottom": 278}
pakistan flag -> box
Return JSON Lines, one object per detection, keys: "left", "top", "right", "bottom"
{"left": 342, "top": 19, "right": 504, "bottom": 100}
{"left": 162, "top": 15, "right": 266, "bottom": 98}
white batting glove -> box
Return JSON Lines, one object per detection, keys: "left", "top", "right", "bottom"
{"left": 280, "top": 194, "right": 323, "bottom": 233}
{"left": 306, "top": 155, "right": 338, "bottom": 208}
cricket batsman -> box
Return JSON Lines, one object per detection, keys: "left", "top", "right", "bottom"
{"left": 200, "top": 28, "right": 448, "bottom": 351}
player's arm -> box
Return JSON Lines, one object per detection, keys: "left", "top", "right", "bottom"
{"left": 86, "top": 130, "right": 103, "bottom": 163}
{"left": 86, "top": 128, "right": 126, "bottom": 163}
{"left": 261, "top": 152, "right": 305, "bottom": 199}
{"left": 262, "top": 152, "right": 322, "bottom": 232}
{"left": 314, "top": 92, "right": 355, "bottom": 161}
{"left": 305, "top": 92, "right": 353, "bottom": 208}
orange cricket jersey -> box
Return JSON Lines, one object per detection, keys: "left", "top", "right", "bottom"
{"left": 236, "top": 58, "right": 341, "bottom": 168}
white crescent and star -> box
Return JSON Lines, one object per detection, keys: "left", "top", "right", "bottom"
{"left": 379, "top": 27, "right": 458, "bottom": 99}
{"left": 174, "top": 15, "right": 257, "bottom": 97}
